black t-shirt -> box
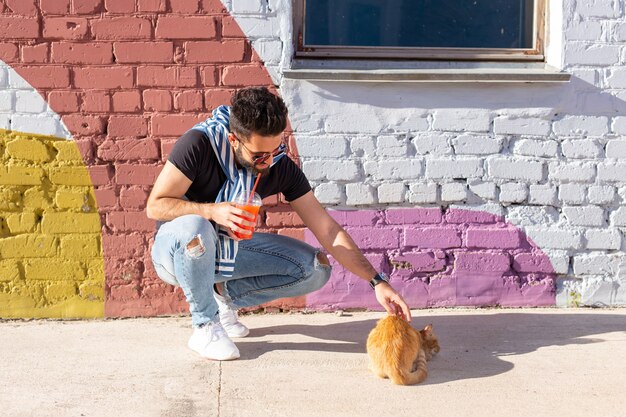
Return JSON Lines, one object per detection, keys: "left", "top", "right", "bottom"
{"left": 168, "top": 129, "right": 311, "bottom": 203}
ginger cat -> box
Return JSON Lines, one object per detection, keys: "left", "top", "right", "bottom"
{"left": 366, "top": 315, "right": 440, "bottom": 385}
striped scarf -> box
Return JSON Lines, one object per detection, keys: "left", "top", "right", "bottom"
{"left": 191, "top": 105, "right": 285, "bottom": 277}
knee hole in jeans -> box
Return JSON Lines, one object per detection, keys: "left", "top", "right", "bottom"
{"left": 185, "top": 235, "right": 206, "bottom": 258}
{"left": 316, "top": 251, "right": 330, "bottom": 266}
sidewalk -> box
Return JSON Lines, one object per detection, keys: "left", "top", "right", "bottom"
{"left": 1, "top": 308, "right": 625, "bottom": 417}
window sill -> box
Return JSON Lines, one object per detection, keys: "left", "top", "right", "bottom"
{"left": 283, "top": 60, "right": 570, "bottom": 83}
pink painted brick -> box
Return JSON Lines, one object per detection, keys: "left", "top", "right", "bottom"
{"left": 62, "top": 115, "right": 106, "bottom": 136}
{"left": 112, "top": 91, "right": 142, "bottom": 112}
{"left": 74, "top": 66, "right": 133, "bottom": 88}
{"left": 102, "top": 233, "right": 145, "bottom": 258}
{"left": 43, "top": 17, "right": 89, "bottom": 40}
{"left": 143, "top": 89, "right": 172, "bottom": 111}
{"left": 465, "top": 227, "right": 521, "bottom": 249}
{"left": 21, "top": 43, "right": 49, "bottom": 63}
{"left": 115, "top": 164, "right": 162, "bottom": 185}
{"left": 392, "top": 251, "right": 446, "bottom": 272}
{"left": 170, "top": 0, "right": 200, "bottom": 12}
{"left": 174, "top": 90, "right": 203, "bottom": 112}
{"left": 91, "top": 17, "right": 152, "bottom": 40}
{"left": 138, "top": 0, "right": 166, "bottom": 12}
{"left": 222, "top": 64, "right": 273, "bottom": 86}
{"left": 156, "top": 16, "right": 217, "bottom": 39}
{"left": 51, "top": 42, "right": 113, "bottom": 64}
{"left": 328, "top": 210, "right": 380, "bottom": 226}
{"left": 13, "top": 66, "right": 70, "bottom": 88}
{"left": 404, "top": 227, "right": 462, "bottom": 248}
{"left": 185, "top": 40, "right": 246, "bottom": 63}
{"left": 81, "top": 90, "right": 111, "bottom": 112}
{"left": 160, "top": 138, "right": 176, "bottom": 161}
{"left": 385, "top": 208, "right": 443, "bottom": 225}
{"left": 345, "top": 227, "right": 400, "bottom": 249}
{"left": 137, "top": 66, "right": 197, "bottom": 87}
{"left": 88, "top": 164, "right": 114, "bottom": 185}
{"left": 113, "top": 41, "right": 173, "bottom": 63}
{"left": 104, "top": 0, "right": 135, "bottom": 13}
{"left": 48, "top": 90, "right": 80, "bottom": 113}
{"left": 97, "top": 139, "right": 160, "bottom": 161}
{"left": 0, "top": 17, "right": 39, "bottom": 39}
{"left": 445, "top": 209, "right": 501, "bottom": 224}
{"left": 108, "top": 116, "right": 148, "bottom": 137}
{"left": 5, "top": 0, "right": 38, "bottom": 15}
{"left": 221, "top": 16, "right": 245, "bottom": 38}
{"left": 41, "top": 0, "right": 71, "bottom": 14}
{"left": 205, "top": 89, "right": 234, "bottom": 110}
{"left": 0, "top": 43, "right": 19, "bottom": 62}
{"left": 454, "top": 252, "right": 511, "bottom": 272}
{"left": 200, "top": 66, "right": 218, "bottom": 86}
{"left": 72, "top": 0, "right": 102, "bottom": 14}
{"left": 512, "top": 253, "right": 555, "bottom": 273}
{"left": 107, "top": 211, "right": 155, "bottom": 232}
{"left": 120, "top": 187, "right": 149, "bottom": 209}
{"left": 94, "top": 187, "right": 117, "bottom": 208}
{"left": 151, "top": 114, "right": 206, "bottom": 136}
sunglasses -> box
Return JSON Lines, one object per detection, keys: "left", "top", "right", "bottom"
{"left": 235, "top": 136, "right": 289, "bottom": 165}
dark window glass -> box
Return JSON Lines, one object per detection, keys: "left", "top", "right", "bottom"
{"left": 304, "top": 0, "right": 535, "bottom": 49}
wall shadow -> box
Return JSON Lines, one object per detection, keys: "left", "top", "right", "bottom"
{"left": 236, "top": 312, "right": 626, "bottom": 385}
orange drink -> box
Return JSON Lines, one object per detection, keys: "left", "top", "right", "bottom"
{"left": 233, "top": 204, "right": 260, "bottom": 240}
{"left": 233, "top": 190, "right": 262, "bottom": 240}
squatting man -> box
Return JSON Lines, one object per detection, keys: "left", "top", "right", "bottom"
{"left": 147, "top": 87, "right": 411, "bottom": 360}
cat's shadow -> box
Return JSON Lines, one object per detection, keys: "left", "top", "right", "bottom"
{"left": 235, "top": 312, "right": 626, "bottom": 385}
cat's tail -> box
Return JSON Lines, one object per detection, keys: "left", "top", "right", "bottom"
{"left": 389, "top": 349, "right": 428, "bottom": 386}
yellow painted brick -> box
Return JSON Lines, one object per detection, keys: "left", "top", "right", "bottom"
{"left": 0, "top": 165, "right": 45, "bottom": 185}
{"left": 60, "top": 234, "right": 101, "bottom": 258}
{"left": 48, "top": 167, "right": 92, "bottom": 186}
{"left": 24, "top": 259, "right": 85, "bottom": 280}
{"left": 0, "top": 188, "right": 21, "bottom": 211}
{"left": 79, "top": 281, "right": 104, "bottom": 301}
{"left": 41, "top": 212, "right": 101, "bottom": 234}
{"left": 45, "top": 282, "right": 78, "bottom": 300}
{"left": 55, "top": 189, "right": 89, "bottom": 210}
{"left": 6, "top": 212, "right": 37, "bottom": 233}
{"left": 86, "top": 260, "right": 104, "bottom": 280}
{"left": 52, "top": 141, "right": 84, "bottom": 163}
{"left": 23, "top": 187, "right": 53, "bottom": 210}
{"left": 0, "top": 260, "right": 20, "bottom": 281}
{"left": 0, "top": 234, "right": 57, "bottom": 258}
{"left": 6, "top": 138, "right": 53, "bottom": 163}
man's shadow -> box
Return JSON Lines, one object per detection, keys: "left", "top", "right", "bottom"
{"left": 235, "top": 312, "right": 626, "bottom": 385}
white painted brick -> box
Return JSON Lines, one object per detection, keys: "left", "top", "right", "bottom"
{"left": 610, "top": 207, "right": 626, "bottom": 226}
{"left": 585, "top": 228, "right": 622, "bottom": 250}
{"left": 0, "top": 67, "right": 7, "bottom": 87}
{"left": 425, "top": 158, "right": 483, "bottom": 179}
{"left": 364, "top": 159, "right": 423, "bottom": 180}
{"left": 229, "top": 16, "right": 281, "bottom": 38}
{"left": 314, "top": 182, "right": 343, "bottom": 205}
{"left": 0, "top": 114, "right": 10, "bottom": 130}
{"left": 598, "top": 163, "right": 626, "bottom": 183}
{"left": 614, "top": 22, "right": 626, "bottom": 41}
{"left": 378, "top": 183, "right": 406, "bottom": 204}
{"left": 487, "top": 158, "right": 544, "bottom": 182}
{"left": 553, "top": 116, "right": 609, "bottom": 136}
{"left": 560, "top": 139, "right": 603, "bottom": 158}
{"left": 511, "top": 139, "right": 558, "bottom": 158}
{"left": 302, "top": 160, "right": 360, "bottom": 181}
{"left": 411, "top": 133, "right": 452, "bottom": 155}
{"left": 441, "top": 182, "right": 468, "bottom": 202}
{"left": 524, "top": 227, "right": 583, "bottom": 250}
{"left": 559, "top": 184, "right": 586, "bottom": 205}
{"left": 562, "top": 206, "right": 605, "bottom": 226}
{"left": 570, "top": 69, "right": 599, "bottom": 87}
{"left": 611, "top": 117, "right": 626, "bottom": 134}
{"left": 566, "top": 21, "right": 603, "bottom": 41}
{"left": 290, "top": 114, "right": 323, "bottom": 132}
{"left": 296, "top": 136, "right": 347, "bottom": 158}
{"left": 493, "top": 117, "right": 551, "bottom": 136}
{"left": 324, "top": 112, "right": 382, "bottom": 134}
{"left": 450, "top": 203, "right": 504, "bottom": 218}
{"left": 507, "top": 206, "right": 559, "bottom": 226}
{"left": 564, "top": 43, "right": 620, "bottom": 66}
{"left": 251, "top": 39, "right": 282, "bottom": 64}
{"left": 0, "top": 91, "right": 13, "bottom": 111}
{"left": 468, "top": 181, "right": 497, "bottom": 200}
{"left": 408, "top": 183, "right": 438, "bottom": 204}
{"left": 543, "top": 250, "right": 570, "bottom": 275}
{"left": 499, "top": 183, "right": 528, "bottom": 203}
{"left": 11, "top": 114, "right": 64, "bottom": 137}
{"left": 605, "top": 68, "right": 626, "bottom": 89}
{"left": 388, "top": 115, "right": 429, "bottom": 132}
{"left": 15, "top": 90, "right": 46, "bottom": 113}
{"left": 7, "top": 70, "right": 30, "bottom": 89}
{"left": 350, "top": 136, "right": 376, "bottom": 157}
{"left": 345, "top": 183, "right": 376, "bottom": 205}
{"left": 451, "top": 134, "right": 502, "bottom": 155}
{"left": 432, "top": 109, "right": 490, "bottom": 132}
{"left": 573, "top": 254, "right": 620, "bottom": 276}
{"left": 232, "top": 0, "right": 264, "bottom": 14}
{"left": 376, "top": 135, "right": 408, "bottom": 157}
{"left": 549, "top": 162, "right": 596, "bottom": 183}
{"left": 605, "top": 140, "right": 626, "bottom": 158}
{"left": 529, "top": 184, "right": 558, "bottom": 205}
{"left": 588, "top": 185, "right": 616, "bottom": 204}
{"left": 577, "top": 0, "right": 621, "bottom": 18}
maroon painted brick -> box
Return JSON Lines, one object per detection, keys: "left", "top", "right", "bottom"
{"left": 200, "top": 66, "right": 218, "bottom": 86}
{"left": 185, "top": 40, "right": 246, "bottom": 63}
{"left": 115, "top": 164, "right": 162, "bottom": 185}
{"left": 174, "top": 90, "right": 203, "bottom": 111}
{"left": 94, "top": 187, "right": 117, "bottom": 209}
{"left": 0, "top": 43, "right": 19, "bottom": 62}
{"left": 21, "top": 43, "right": 49, "bottom": 63}
{"left": 81, "top": 90, "right": 111, "bottom": 112}
{"left": 108, "top": 116, "right": 149, "bottom": 137}
{"left": 91, "top": 17, "right": 152, "bottom": 40}
{"left": 385, "top": 208, "right": 443, "bottom": 225}
{"left": 113, "top": 41, "right": 173, "bottom": 63}
{"left": 104, "top": 0, "right": 135, "bottom": 13}
{"left": 465, "top": 227, "right": 521, "bottom": 249}
{"left": 43, "top": 17, "right": 89, "bottom": 40}
{"left": 221, "top": 16, "right": 245, "bottom": 38}
{"left": 51, "top": 42, "right": 113, "bottom": 64}
{"left": 454, "top": 252, "right": 511, "bottom": 272}
{"left": 151, "top": 114, "right": 206, "bottom": 136}
{"left": 5, "top": 0, "right": 38, "bottom": 15}
{"left": 138, "top": 0, "right": 166, "bottom": 12}
{"left": 72, "top": 0, "right": 103, "bottom": 14}
{"left": 107, "top": 211, "right": 155, "bottom": 232}
{"left": 98, "top": 139, "right": 159, "bottom": 161}
{"left": 102, "top": 233, "right": 145, "bottom": 258}
{"left": 109, "top": 284, "right": 141, "bottom": 301}
{"left": 404, "top": 226, "right": 462, "bottom": 249}
{"left": 345, "top": 227, "right": 400, "bottom": 249}
{"left": 41, "top": 0, "right": 71, "bottom": 14}
{"left": 74, "top": 66, "right": 134, "bottom": 88}
{"left": 204, "top": 89, "right": 233, "bottom": 110}
{"left": 119, "top": 187, "right": 149, "bottom": 209}
{"left": 155, "top": 16, "right": 217, "bottom": 39}
{"left": 137, "top": 66, "right": 198, "bottom": 87}
{"left": 48, "top": 90, "right": 80, "bottom": 113}
{"left": 170, "top": 0, "right": 200, "bottom": 13}
{"left": 62, "top": 114, "right": 107, "bottom": 136}
{"left": 222, "top": 64, "right": 273, "bottom": 86}
{"left": 112, "top": 91, "right": 142, "bottom": 112}
{"left": 159, "top": 138, "right": 177, "bottom": 161}
{"left": 143, "top": 89, "right": 172, "bottom": 112}
{"left": 88, "top": 164, "right": 114, "bottom": 186}
{"left": 13, "top": 66, "right": 71, "bottom": 88}
{"left": 0, "top": 17, "right": 39, "bottom": 39}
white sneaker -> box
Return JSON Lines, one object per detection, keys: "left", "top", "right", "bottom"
{"left": 214, "top": 291, "right": 250, "bottom": 338}
{"left": 188, "top": 321, "right": 240, "bottom": 361}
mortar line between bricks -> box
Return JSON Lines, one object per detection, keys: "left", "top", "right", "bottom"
{"left": 218, "top": 361, "right": 222, "bottom": 416}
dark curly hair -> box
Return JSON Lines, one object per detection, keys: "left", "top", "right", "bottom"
{"left": 230, "top": 87, "right": 288, "bottom": 140}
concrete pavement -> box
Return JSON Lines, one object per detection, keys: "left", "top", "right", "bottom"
{"left": 1, "top": 308, "right": 625, "bottom": 417}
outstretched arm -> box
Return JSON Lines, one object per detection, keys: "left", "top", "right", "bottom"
{"left": 290, "top": 191, "right": 411, "bottom": 321}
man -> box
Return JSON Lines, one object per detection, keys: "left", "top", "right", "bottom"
{"left": 147, "top": 87, "right": 411, "bottom": 361}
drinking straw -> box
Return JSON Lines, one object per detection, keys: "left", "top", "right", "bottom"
{"left": 247, "top": 173, "right": 261, "bottom": 205}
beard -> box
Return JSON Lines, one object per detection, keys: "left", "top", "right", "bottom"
{"left": 234, "top": 145, "right": 271, "bottom": 176}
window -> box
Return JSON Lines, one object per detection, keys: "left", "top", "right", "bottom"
{"left": 294, "top": 0, "right": 545, "bottom": 61}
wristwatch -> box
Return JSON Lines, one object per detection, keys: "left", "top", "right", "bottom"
{"left": 369, "top": 272, "right": 389, "bottom": 289}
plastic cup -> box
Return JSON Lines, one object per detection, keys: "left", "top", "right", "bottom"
{"left": 232, "top": 190, "right": 262, "bottom": 240}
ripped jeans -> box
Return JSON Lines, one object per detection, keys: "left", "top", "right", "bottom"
{"left": 150, "top": 215, "right": 332, "bottom": 328}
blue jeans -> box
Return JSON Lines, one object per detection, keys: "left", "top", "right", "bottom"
{"left": 150, "top": 214, "right": 332, "bottom": 327}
